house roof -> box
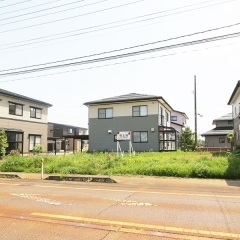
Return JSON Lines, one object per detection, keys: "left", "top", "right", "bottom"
{"left": 212, "top": 113, "right": 233, "bottom": 125}
{"left": 227, "top": 80, "right": 240, "bottom": 105}
{"left": 172, "top": 110, "right": 189, "bottom": 119}
{"left": 83, "top": 93, "right": 174, "bottom": 112}
{"left": 0, "top": 88, "right": 52, "bottom": 107}
{"left": 48, "top": 122, "right": 88, "bottom": 130}
{"left": 201, "top": 126, "right": 233, "bottom": 136}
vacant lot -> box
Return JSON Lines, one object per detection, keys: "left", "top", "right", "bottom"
{"left": 0, "top": 151, "right": 239, "bottom": 179}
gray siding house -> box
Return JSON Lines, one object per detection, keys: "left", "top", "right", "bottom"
{"left": 201, "top": 113, "right": 233, "bottom": 148}
{"left": 84, "top": 93, "right": 176, "bottom": 152}
{"left": 228, "top": 80, "right": 240, "bottom": 146}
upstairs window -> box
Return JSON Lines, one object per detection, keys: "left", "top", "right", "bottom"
{"left": 98, "top": 108, "right": 113, "bottom": 119}
{"left": 30, "top": 107, "right": 42, "bottom": 119}
{"left": 9, "top": 102, "right": 23, "bottom": 116}
{"left": 132, "top": 105, "right": 147, "bottom": 117}
{"left": 165, "top": 110, "right": 169, "bottom": 122}
{"left": 171, "top": 116, "right": 177, "bottom": 121}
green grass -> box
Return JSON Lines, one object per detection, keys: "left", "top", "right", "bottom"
{"left": 0, "top": 151, "right": 239, "bottom": 179}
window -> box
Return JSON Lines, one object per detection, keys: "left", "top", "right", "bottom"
{"left": 165, "top": 110, "right": 169, "bottom": 122}
{"left": 6, "top": 132, "right": 23, "bottom": 154}
{"left": 98, "top": 108, "right": 113, "bottom": 119}
{"left": 171, "top": 116, "right": 177, "bottom": 121}
{"left": 133, "top": 131, "right": 148, "bottom": 143}
{"left": 132, "top": 106, "right": 147, "bottom": 117}
{"left": 219, "top": 137, "right": 225, "bottom": 143}
{"left": 30, "top": 107, "right": 42, "bottom": 119}
{"left": 29, "top": 135, "right": 41, "bottom": 151}
{"left": 9, "top": 102, "right": 23, "bottom": 116}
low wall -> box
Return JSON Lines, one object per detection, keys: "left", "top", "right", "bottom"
{"left": 196, "top": 147, "right": 231, "bottom": 152}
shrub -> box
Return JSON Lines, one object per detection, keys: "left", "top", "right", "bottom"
{"left": 32, "top": 145, "right": 44, "bottom": 155}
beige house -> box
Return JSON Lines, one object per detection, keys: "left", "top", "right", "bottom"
{"left": 227, "top": 80, "right": 240, "bottom": 146}
{"left": 201, "top": 113, "right": 233, "bottom": 148}
{"left": 0, "top": 88, "right": 52, "bottom": 154}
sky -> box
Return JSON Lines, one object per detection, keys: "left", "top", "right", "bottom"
{"left": 0, "top": 0, "right": 240, "bottom": 136}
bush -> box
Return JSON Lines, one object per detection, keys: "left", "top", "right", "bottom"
{"left": 32, "top": 145, "right": 44, "bottom": 155}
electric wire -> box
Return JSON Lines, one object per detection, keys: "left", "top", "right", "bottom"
{"left": 0, "top": 0, "right": 235, "bottom": 50}
{"left": 0, "top": 0, "right": 144, "bottom": 32}
{"left": 1, "top": 22, "right": 239, "bottom": 72}
{"left": 0, "top": 39, "right": 238, "bottom": 84}
{"left": 0, "top": 0, "right": 31, "bottom": 8}
{"left": 1, "top": 31, "right": 240, "bottom": 77}
{"left": 0, "top": 0, "right": 109, "bottom": 23}
{"left": 1, "top": 0, "right": 63, "bottom": 16}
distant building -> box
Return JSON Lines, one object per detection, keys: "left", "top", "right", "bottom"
{"left": 0, "top": 88, "right": 52, "bottom": 154}
{"left": 227, "top": 80, "right": 240, "bottom": 146}
{"left": 84, "top": 93, "right": 178, "bottom": 152}
{"left": 201, "top": 113, "right": 233, "bottom": 148}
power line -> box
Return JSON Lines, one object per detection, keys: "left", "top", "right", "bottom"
{"left": 0, "top": 0, "right": 108, "bottom": 23}
{"left": 0, "top": 0, "right": 235, "bottom": 51}
{"left": 1, "top": 39, "right": 239, "bottom": 84}
{"left": 1, "top": 0, "right": 63, "bottom": 16}
{"left": 1, "top": 22, "right": 239, "bottom": 72}
{"left": 1, "top": 31, "right": 240, "bottom": 77}
{"left": 0, "top": 0, "right": 144, "bottom": 32}
{"left": 0, "top": 0, "right": 31, "bottom": 8}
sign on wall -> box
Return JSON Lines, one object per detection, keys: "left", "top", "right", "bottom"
{"left": 116, "top": 131, "right": 131, "bottom": 141}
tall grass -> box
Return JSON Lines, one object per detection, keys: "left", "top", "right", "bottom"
{"left": 0, "top": 151, "right": 239, "bottom": 179}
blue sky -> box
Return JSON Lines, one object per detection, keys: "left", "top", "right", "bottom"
{"left": 1, "top": 0, "right": 240, "bottom": 135}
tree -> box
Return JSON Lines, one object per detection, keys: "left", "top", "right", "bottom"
{"left": 0, "top": 130, "right": 8, "bottom": 159}
{"left": 180, "top": 127, "right": 195, "bottom": 151}
{"left": 227, "top": 131, "right": 234, "bottom": 151}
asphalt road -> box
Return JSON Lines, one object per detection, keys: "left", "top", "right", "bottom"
{"left": 0, "top": 176, "right": 240, "bottom": 240}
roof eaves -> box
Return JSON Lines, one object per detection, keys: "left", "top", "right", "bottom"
{"left": 227, "top": 80, "right": 240, "bottom": 105}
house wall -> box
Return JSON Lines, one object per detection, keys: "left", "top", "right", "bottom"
{"left": 0, "top": 94, "right": 50, "bottom": 153}
{"left": 232, "top": 93, "right": 240, "bottom": 145}
{"left": 89, "top": 115, "right": 159, "bottom": 152}
{"left": 204, "top": 136, "right": 231, "bottom": 148}
{"left": 215, "top": 120, "right": 232, "bottom": 127}
{"left": 0, "top": 118, "right": 48, "bottom": 153}
{"left": 170, "top": 112, "right": 186, "bottom": 126}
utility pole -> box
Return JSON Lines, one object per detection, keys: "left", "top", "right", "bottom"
{"left": 194, "top": 75, "right": 197, "bottom": 149}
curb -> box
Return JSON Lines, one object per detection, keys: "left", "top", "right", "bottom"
{"left": 0, "top": 173, "right": 21, "bottom": 179}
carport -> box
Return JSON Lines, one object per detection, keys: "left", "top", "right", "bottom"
{"left": 62, "top": 134, "right": 89, "bottom": 153}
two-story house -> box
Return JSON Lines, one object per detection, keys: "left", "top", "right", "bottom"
{"left": 0, "top": 88, "right": 52, "bottom": 154}
{"left": 201, "top": 113, "right": 233, "bottom": 148}
{"left": 83, "top": 93, "right": 176, "bottom": 152}
{"left": 228, "top": 80, "right": 240, "bottom": 146}
{"left": 47, "top": 122, "right": 88, "bottom": 153}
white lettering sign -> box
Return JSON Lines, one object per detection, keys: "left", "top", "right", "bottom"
{"left": 117, "top": 131, "right": 131, "bottom": 141}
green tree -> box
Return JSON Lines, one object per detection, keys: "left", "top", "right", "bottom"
{"left": 0, "top": 129, "right": 8, "bottom": 159}
{"left": 180, "top": 127, "right": 195, "bottom": 151}
{"left": 227, "top": 131, "right": 234, "bottom": 151}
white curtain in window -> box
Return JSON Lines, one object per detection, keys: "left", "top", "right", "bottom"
{"left": 106, "top": 108, "right": 113, "bottom": 118}
{"left": 29, "top": 135, "right": 34, "bottom": 151}
{"left": 16, "top": 105, "right": 22, "bottom": 115}
{"left": 140, "top": 106, "right": 147, "bottom": 116}
{"left": 36, "top": 109, "right": 42, "bottom": 118}
{"left": 133, "top": 132, "right": 140, "bottom": 142}
{"left": 141, "top": 132, "right": 148, "bottom": 142}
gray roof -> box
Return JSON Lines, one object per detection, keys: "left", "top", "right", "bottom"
{"left": 0, "top": 88, "right": 52, "bottom": 107}
{"left": 228, "top": 80, "right": 240, "bottom": 105}
{"left": 48, "top": 122, "right": 87, "bottom": 130}
{"left": 212, "top": 113, "right": 232, "bottom": 124}
{"left": 84, "top": 93, "right": 174, "bottom": 111}
{"left": 201, "top": 126, "right": 233, "bottom": 136}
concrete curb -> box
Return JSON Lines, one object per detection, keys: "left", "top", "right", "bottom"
{"left": 0, "top": 172, "right": 117, "bottom": 183}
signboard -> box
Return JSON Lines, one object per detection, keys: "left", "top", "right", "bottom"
{"left": 116, "top": 131, "right": 131, "bottom": 141}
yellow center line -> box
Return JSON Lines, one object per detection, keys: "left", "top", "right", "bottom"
{"left": 0, "top": 182, "right": 239, "bottom": 199}
{"left": 31, "top": 212, "right": 240, "bottom": 239}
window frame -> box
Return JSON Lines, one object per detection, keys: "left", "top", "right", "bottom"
{"left": 30, "top": 106, "right": 42, "bottom": 119}
{"left": 171, "top": 116, "right": 177, "bottom": 121}
{"left": 98, "top": 108, "right": 113, "bottom": 119}
{"left": 219, "top": 137, "right": 225, "bottom": 143}
{"left": 133, "top": 131, "right": 148, "bottom": 143}
{"left": 132, "top": 105, "right": 148, "bottom": 117}
{"left": 29, "top": 134, "right": 41, "bottom": 151}
{"left": 9, "top": 102, "right": 23, "bottom": 116}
